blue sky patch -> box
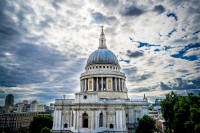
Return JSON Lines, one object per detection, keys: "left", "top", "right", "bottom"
{"left": 167, "top": 29, "right": 176, "bottom": 37}
{"left": 163, "top": 46, "right": 173, "bottom": 51}
{"left": 137, "top": 41, "right": 160, "bottom": 48}
{"left": 129, "top": 37, "right": 160, "bottom": 48}
{"left": 167, "top": 12, "right": 178, "bottom": 21}
{"left": 154, "top": 49, "right": 160, "bottom": 52}
{"left": 119, "top": 59, "right": 130, "bottom": 63}
{"left": 171, "top": 43, "right": 200, "bottom": 61}
{"left": 193, "top": 30, "right": 200, "bottom": 35}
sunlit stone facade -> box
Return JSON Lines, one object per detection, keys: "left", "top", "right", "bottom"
{"left": 52, "top": 27, "right": 149, "bottom": 133}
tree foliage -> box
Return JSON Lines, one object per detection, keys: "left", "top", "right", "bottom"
{"left": 40, "top": 127, "right": 51, "bottom": 133}
{"left": 135, "top": 115, "right": 156, "bottom": 133}
{"left": 29, "top": 115, "right": 53, "bottom": 133}
{"left": 161, "top": 91, "right": 200, "bottom": 133}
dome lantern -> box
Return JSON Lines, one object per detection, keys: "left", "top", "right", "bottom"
{"left": 98, "top": 25, "right": 107, "bottom": 49}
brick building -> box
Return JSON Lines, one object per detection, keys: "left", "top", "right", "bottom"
{"left": 0, "top": 112, "right": 48, "bottom": 132}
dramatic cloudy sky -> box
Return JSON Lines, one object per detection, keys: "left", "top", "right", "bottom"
{"left": 0, "top": 0, "right": 199, "bottom": 105}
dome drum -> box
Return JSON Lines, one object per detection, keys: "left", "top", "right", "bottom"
{"left": 85, "top": 64, "right": 120, "bottom": 71}
{"left": 80, "top": 72, "right": 126, "bottom": 79}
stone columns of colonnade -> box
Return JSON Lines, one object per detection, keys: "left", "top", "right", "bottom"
{"left": 96, "top": 78, "right": 98, "bottom": 91}
{"left": 115, "top": 78, "right": 117, "bottom": 91}
{"left": 101, "top": 77, "right": 103, "bottom": 91}
{"left": 117, "top": 78, "right": 119, "bottom": 91}
{"left": 84, "top": 79, "right": 87, "bottom": 91}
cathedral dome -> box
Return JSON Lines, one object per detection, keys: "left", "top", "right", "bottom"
{"left": 87, "top": 49, "right": 119, "bottom": 66}
{"left": 86, "top": 26, "right": 119, "bottom": 66}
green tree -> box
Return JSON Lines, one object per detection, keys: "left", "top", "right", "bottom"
{"left": 173, "top": 96, "right": 190, "bottom": 132}
{"left": 40, "top": 127, "right": 51, "bottom": 133}
{"left": 1, "top": 128, "right": 5, "bottom": 133}
{"left": 161, "top": 91, "right": 200, "bottom": 133}
{"left": 184, "top": 93, "right": 200, "bottom": 133}
{"left": 148, "top": 106, "right": 153, "bottom": 111}
{"left": 135, "top": 115, "right": 156, "bottom": 133}
{"left": 161, "top": 91, "right": 179, "bottom": 133}
{"left": 194, "top": 124, "right": 200, "bottom": 133}
{"left": 29, "top": 115, "right": 53, "bottom": 133}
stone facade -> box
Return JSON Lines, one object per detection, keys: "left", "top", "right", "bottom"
{"left": 52, "top": 26, "right": 149, "bottom": 133}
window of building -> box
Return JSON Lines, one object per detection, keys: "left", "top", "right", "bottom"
{"left": 82, "top": 113, "right": 88, "bottom": 128}
{"left": 64, "top": 123, "right": 68, "bottom": 128}
{"left": 83, "top": 95, "right": 87, "bottom": 99}
{"left": 110, "top": 124, "right": 114, "bottom": 129}
{"left": 99, "top": 112, "right": 103, "bottom": 127}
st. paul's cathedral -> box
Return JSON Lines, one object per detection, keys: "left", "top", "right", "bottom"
{"left": 52, "top": 27, "right": 149, "bottom": 133}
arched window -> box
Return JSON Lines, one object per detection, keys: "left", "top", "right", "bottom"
{"left": 82, "top": 113, "right": 88, "bottom": 128}
{"left": 110, "top": 124, "right": 114, "bottom": 129}
{"left": 64, "top": 123, "right": 68, "bottom": 128}
{"left": 99, "top": 112, "right": 103, "bottom": 127}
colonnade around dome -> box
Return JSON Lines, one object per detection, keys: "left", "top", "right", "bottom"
{"left": 80, "top": 63, "right": 127, "bottom": 99}
{"left": 80, "top": 77, "right": 126, "bottom": 92}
